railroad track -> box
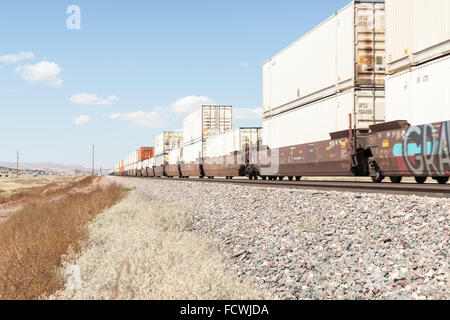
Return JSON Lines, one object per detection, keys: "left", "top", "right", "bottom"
{"left": 134, "top": 176, "right": 450, "bottom": 198}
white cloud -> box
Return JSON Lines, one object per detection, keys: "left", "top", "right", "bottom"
{"left": 74, "top": 115, "right": 92, "bottom": 126}
{"left": 70, "top": 93, "right": 119, "bottom": 106}
{"left": 234, "top": 107, "right": 262, "bottom": 120}
{"left": 170, "top": 95, "right": 215, "bottom": 116}
{"left": 15, "top": 61, "right": 62, "bottom": 87}
{"left": 240, "top": 61, "right": 249, "bottom": 67}
{"left": 110, "top": 109, "right": 166, "bottom": 128}
{"left": 109, "top": 95, "right": 224, "bottom": 128}
{"left": 0, "top": 51, "right": 34, "bottom": 64}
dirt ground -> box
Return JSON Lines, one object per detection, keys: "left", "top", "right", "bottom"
{"left": 0, "top": 175, "right": 81, "bottom": 194}
{"left": 0, "top": 175, "right": 103, "bottom": 223}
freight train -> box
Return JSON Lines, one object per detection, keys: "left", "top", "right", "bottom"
{"left": 113, "top": 118, "right": 450, "bottom": 184}
{"left": 112, "top": 0, "right": 450, "bottom": 185}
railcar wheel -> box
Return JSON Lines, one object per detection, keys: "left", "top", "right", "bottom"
{"left": 371, "top": 175, "right": 384, "bottom": 183}
{"left": 390, "top": 176, "right": 402, "bottom": 183}
{"left": 434, "top": 177, "right": 449, "bottom": 184}
{"left": 415, "top": 177, "right": 427, "bottom": 184}
{"left": 279, "top": 176, "right": 285, "bottom": 181}
{"left": 295, "top": 176, "right": 302, "bottom": 181}
{"left": 288, "top": 176, "right": 293, "bottom": 181}
{"left": 262, "top": 176, "right": 267, "bottom": 180}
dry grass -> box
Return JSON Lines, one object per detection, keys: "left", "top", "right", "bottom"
{"left": 50, "top": 193, "right": 266, "bottom": 300}
{"left": 0, "top": 176, "right": 80, "bottom": 195}
{"left": 0, "top": 178, "right": 125, "bottom": 300}
{"left": 0, "top": 176, "right": 95, "bottom": 205}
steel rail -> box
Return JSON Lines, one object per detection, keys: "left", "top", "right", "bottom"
{"left": 126, "top": 176, "right": 450, "bottom": 198}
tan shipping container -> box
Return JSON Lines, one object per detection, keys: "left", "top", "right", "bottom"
{"left": 386, "top": 0, "right": 450, "bottom": 74}
{"left": 263, "top": 1, "right": 385, "bottom": 118}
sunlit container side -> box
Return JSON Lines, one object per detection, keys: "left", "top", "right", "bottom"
{"left": 154, "top": 154, "right": 167, "bottom": 177}
{"left": 182, "top": 105, "right": 233, "bottom": 145}
{"left": 166, "top": 148, "right": 182, "bottom": 177}
{"left": 263, "top": 1, "right": 385, "bottom": 118}
{"left": 180, "top": 140, "right": 204, "bottom": 177}
{"left": 203, "top": 128, "right": 263, "bottom": 177}
{"left": 147, "top": 158, "right": 155, "bottom": 177}
{"left": 386, "top": 55, "right": 450, "bottom": 126}
{"left": 155, "top": 132, "right": 183, "bottom": 156}
{"left": 263, "top": 88, "right": 385, "bottom": 149}
{"left": 141, "top": 159, "right": 148, "bottom": 177}
{"left": 386, "top": 0, "right": 450, "bottom": 74}
{"left": 137, "top": 147, "right": 154, "bottom": 162}
{"left": 137, "top": 161, "right": 143, "bottom": 177}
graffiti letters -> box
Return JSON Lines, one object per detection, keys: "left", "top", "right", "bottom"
{"left": 402, "top": 121, "right": 450, "bottom": 176}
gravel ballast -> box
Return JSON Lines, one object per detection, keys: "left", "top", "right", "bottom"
{"left": 111, "top": 177, "right": 449, "bottom": 300}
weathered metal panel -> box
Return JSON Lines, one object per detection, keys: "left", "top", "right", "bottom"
{"left": 386, "top": 0, "right": 450, "bottom": 74}
{"left": 203, "top": 153, "right": 245, "bottom": 177}
{"left": 263, "top": 1, "right": 385, "bottom": 117}
{"left": 367, "top": 120, "right": 450, "bottom": 177}
{"left": 258, "top": 136, "right": 354, "bottom": 177}
{"left": 386, "top": 55, "right": 450, "bottom": 126}
{"left": 154, "top": 165, "right": 165, "bottom": 177}
{"left": 179, "top": 163, "right": 202, "bottom": 177}
{"left": 165, "top": 164, "right": 180, "bottom": 177}
{"left": 263, "top": 88, "right": 385, "bottom": 149}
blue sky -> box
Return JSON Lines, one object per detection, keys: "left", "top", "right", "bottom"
{"left": 0, "top": 0, "right": 351, "bottom": 169}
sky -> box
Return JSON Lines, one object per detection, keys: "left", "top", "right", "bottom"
{"left": 0, "top": 0, "right": 352, "bottom": 169}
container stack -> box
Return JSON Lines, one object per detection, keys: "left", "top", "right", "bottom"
{"left": 181, "top": 105, "right": 233, "bottom": 176}
{"left": 154, "top": 132, "right": 183, "bottom": 167}
{"left": 385, "top": 0, "right": 450, "bottom": 126}
{"left": 262, "top": 1, "right": 386, "bottom": 149}
{"left": 204, "top": 127, "right": 262, "bottom": 160}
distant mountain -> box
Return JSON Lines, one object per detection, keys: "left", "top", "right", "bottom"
{"left": 0, "top": 162, "right": 91, "bottom": 173}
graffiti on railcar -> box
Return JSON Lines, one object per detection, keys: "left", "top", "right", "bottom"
{"left": 394, "top": 121, "right": 450, "bottom": 176}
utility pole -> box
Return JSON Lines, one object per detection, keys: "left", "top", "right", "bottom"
{"left": 16, "top": 150, "right": 19, "bottom": 178}
{"left": 92, "top": 145, "right": 95, "bottom": 176}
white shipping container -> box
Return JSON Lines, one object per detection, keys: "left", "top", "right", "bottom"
{"left": 263, "top": 1, "right": 385, "bottom": 117}
{"left": 263, "top": 88, "right": 385, "bottom": 149}
{"left": 155, "top": 154, "right": 168, "bottom": 167}
{"left": 386, "top": 0, "right": 450, "bottom": 74}
{"left": 155, "top": 131, "right": 183, "bottom": 156}
{"left": 386, "top": 55, "right": 450, "bottom": 126}
{"left": 183, "top": 105, "right": 233, "bottom": 145}
{"left": 204, "top": 128, "right": 262, "bottom": 158}
{"left": 182, "top": 140, "right": 203, "bottom": 163}
{"left": 168, "top": 148, "right": 182, "bottom": 165}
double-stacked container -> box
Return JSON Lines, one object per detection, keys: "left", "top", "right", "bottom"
{"left": 203, "top": 128, "right": 263, "bottom": 177}
{"left": 167, "top": 147, "right": 182, "bottom": 177}
{"left": 385, "top": 0, "right": 450, "bottom": 126}
{"left": 154, "top": 132, "right": 183, "bottom": 177}
{"left": 181, "top": 105, "right": 233, "bottom": 177}
{"left": 263, "top": 1, "right": 386, "bottom": 149}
